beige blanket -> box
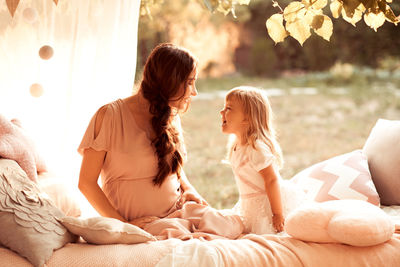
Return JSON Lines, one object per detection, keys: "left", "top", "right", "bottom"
{"left": 210, "top": 233, "right": 400, "bottom": 267}
{"left": 1, "top": 234, "right": 399, "bottom": 267}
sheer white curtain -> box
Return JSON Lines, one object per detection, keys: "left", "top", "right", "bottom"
{"left": 0, "top": 0, "right": 140, "bottom": 180}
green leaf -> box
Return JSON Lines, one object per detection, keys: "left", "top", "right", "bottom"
{"left": 364, "top": 11, "right": 386, "bottom": 31}
{"left": 266, "top": 14, "right": 289, "bottom": 44}
{"left": 312, "top": 15, "right": 333, "bottom": 41}
{"left": 330, "top": 0, "right": 343, "bottom": 18}
{"left": 284, "top": 2, "right": 306, "bottom": 23}
{"left": 286, "top": 19, "right": 311, "bottom": 45}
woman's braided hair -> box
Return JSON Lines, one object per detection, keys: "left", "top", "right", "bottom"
{"left": 139, "top": 43, "right": 196, "bottom": 186}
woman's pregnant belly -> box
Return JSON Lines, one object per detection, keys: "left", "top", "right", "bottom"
{"left": 103, "top": 174, "right": 181, "bottom": 221}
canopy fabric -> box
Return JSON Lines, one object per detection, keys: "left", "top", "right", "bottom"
{"left": 0, "top": 0, "right": 140, "bottom": 179}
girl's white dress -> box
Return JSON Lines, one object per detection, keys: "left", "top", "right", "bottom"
{"left": 230, "top": 140, "right": 306, "bottom": 234}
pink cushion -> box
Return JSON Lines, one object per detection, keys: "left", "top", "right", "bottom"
{"left": 285, "top": 199, "right": 394, "bottom": 246}
{"left": 0, "top": 114, "right": 46, "bottom": 182}
{"left": 291, "top": 150, "right": 380, "bottom": 206}
{"left": 363, "top": 119, "right": 400, "bottom": 205}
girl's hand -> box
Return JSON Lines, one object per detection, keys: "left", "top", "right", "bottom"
{"left": 179, "top": 189, "right": 209, "bottom": 207}
{"left": 128, "top": 216, "right": 159, "bottom": 229}
{"left": 272, "top": 214, "right": 285, "bottom": 233}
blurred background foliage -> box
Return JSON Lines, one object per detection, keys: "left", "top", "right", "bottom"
{"left": 137, "top": 0, "right": 400, "bottom": 79}
{"left": 137, "top": 0, "right": 400, "bottom": 208}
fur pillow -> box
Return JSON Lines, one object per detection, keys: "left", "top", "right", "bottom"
{"left": 0, "top": 114, "right": 46, "bottom": 182}
{"left": 363, "top": 119, "right": 400, "bottom": 205}
{"left": 285, "top": 199, "right": 394, "bottom": 246}
{"left": 38, "top": 174, "right": 82, "bottom": 218}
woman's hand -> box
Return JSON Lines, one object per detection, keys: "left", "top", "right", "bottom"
{"left": 128, "top": 216, "right": 159, "bottom": 229}
{"left": 178, "top": 189, "right": 209, "bottom": 207}
{"left": 272, "top": 213, "right": 285, "bottom": 233}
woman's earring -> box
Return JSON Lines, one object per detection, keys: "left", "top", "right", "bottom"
{"left": 171, "top": 107, "right": 178, "bottom": 116}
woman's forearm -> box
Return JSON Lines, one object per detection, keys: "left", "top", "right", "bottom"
{"left": 179, "top": 170, "right": 197, "bottom": 192}
{"left": 78, "top": 148, "right": 126, "bottom": 222}
{"left": 79, "top": 181, "right": 126, "bottom": 222}
{"left": 178, "top": 170, "right": 208, "bottom": 205}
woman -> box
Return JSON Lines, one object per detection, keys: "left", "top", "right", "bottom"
{"left": 78, "top": 43, "right": 243, "bottom": 239}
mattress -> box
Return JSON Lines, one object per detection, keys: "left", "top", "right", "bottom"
{"left": 1, "top": 205, "right": 399, "bottom": 267}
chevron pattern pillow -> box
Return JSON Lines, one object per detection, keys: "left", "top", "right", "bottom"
{"left": 291, "top": 150, "right": 380, "bottom": 206}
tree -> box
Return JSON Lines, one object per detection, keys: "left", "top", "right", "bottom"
{"left": 199, "top": 0, "right": 399, "bottom": 45}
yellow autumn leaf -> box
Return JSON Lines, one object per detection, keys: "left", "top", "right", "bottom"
{"left": 266, "top": 14, "right": 289, "bottom": 44}
{"left": 311, "top": 14, "right": 324, "bottom": 29}
{"left": 302, "top": 0, "right": 326, "bottom": 9}
{"left": 312, "top": 15, "right": 333, "bottom": 41}
{"left": 330, "top": 0, "right": 342, "bottom": 18}
{"left": 364, "top": 11, "right": 386, "bottom": 32}
{"left": 360, "top": 0, "right": 373, "bottom": 9}
{"left": 286, "top": 19, "right": 311, "bottom": 45}
{"left": 304, "top": 8, "right": 323, "bottom": 25}
{"left": 301, "top": 0, "right": 311, "bottom": 8}
{"left": 236, "top": 0, "right": 251, "bottom": 4}
{"left": 342, "top": 0, "right": 361, "bottom": 18}
{"left": 311, "top": 0, "right": 328, "bottom": 10}
{"left": 342, "top": 6, "right": 363, "bottom": 26}
{"left": 284, "top": 2, "right": 306, "bottom": 23}
{"left": 384, "top": 7, "right": 398, "bottom": 23}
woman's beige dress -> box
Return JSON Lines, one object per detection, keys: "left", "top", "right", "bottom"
{"left": 78, "top": 99, "right": 243, "bottom": 240}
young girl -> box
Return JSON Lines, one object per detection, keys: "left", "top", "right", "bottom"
{"left": 220, "top": 86, "right": 304, "bottom": 234}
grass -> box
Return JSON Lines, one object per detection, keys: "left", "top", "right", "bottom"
{"left": 182, "top": 70, "right": 400, "bottom": 209}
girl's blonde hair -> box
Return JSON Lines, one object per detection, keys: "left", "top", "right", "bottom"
{"left": 226, "top": 86, "right": 283, "bottom": 169}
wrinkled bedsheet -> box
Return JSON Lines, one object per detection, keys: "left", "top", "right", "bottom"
{"left": 157, "top": 233, "right": 400, "bottom": 267}
{"left": 1, "top": 234, "right": 399, "bottom": 267}
{"left": 1, "top": 207, "right": 400, "bottom": 267}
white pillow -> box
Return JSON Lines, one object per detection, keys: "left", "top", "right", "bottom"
{"left": 38, "top": 175, "right": 82, "bottom": 217}
{"left": 285, "top": 199, "right": 394, "bottom": 247}
{"left": 363, "top": 119, "right": 400, "bottom": 205}
{"left": 60, "top": 216, "right": 157, "bottom": 245}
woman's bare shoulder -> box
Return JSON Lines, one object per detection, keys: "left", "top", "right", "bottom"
{"left": 94, "top": 105, "right": 109, "bottom": 137}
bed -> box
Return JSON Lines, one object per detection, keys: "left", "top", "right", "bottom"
{"left": 0, "top": 116, "right": 400, "bottom": 267}
{"left": 0, "top": 223, "right": 399, "bottom": 267}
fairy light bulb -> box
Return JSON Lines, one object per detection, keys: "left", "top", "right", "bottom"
{"left": 39, "top": 45, "right": 54, "bottom": 60}
{"left": 29, "top": 83, "right": 44, "bottom": 98}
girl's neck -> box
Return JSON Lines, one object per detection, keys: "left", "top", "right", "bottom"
{"left": 235, "top": 135, "right": 247, "bottom": 147}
